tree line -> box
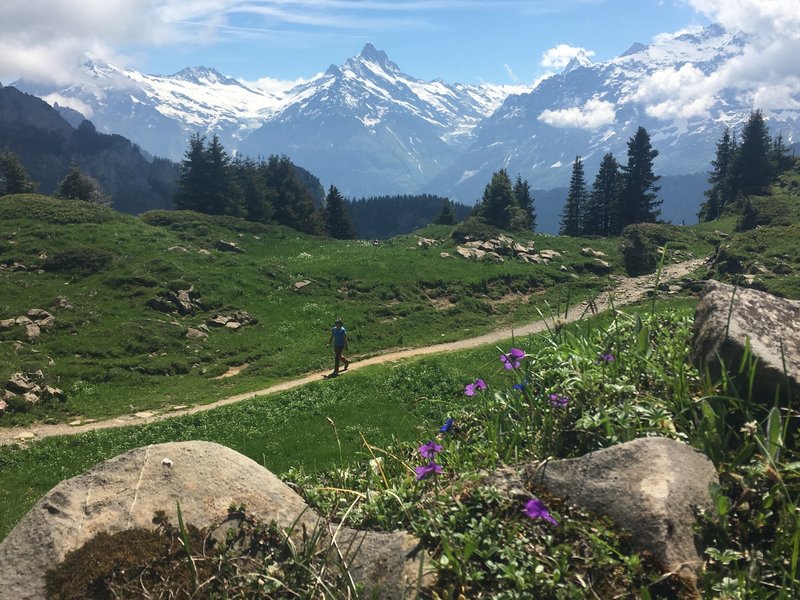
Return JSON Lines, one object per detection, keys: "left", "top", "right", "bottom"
{"left": 173, "top": 134, "right": 357, "bottom": 239}
{"left": 698, "top": 109, "right": 794, "bottom": 224}
{"left": 1, "top": 149, "right": 109, "bottom": 204}
{"left": 557, "top": 126, "right": 661, "bottom": 237}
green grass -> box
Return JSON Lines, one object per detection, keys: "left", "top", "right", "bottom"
{"left": 2, "top": 194, "right": 690, "bottom": 426}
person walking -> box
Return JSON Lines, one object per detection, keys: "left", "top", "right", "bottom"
{"left": 326, "top": 317, "right": 350, "bottom": 376}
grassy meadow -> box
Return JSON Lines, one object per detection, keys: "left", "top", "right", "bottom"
{"left": 2, "top": 173, "right": 799, "bottom": 598}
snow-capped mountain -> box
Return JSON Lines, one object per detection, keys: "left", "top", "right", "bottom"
{"left": 237, "top": 43, "right": 524, "bottom": 196}
{"left": 12, "top": 27, "right": 800, "bottom": 207}
{"left": 13, "top": 44, "right": 523, "bottom": 197}
{"left": 429, "top": 24, "right": 799, "bottom": 202}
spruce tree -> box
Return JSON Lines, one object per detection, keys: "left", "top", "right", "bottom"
{"left": 583, "top": 153, "right": 621, "bottom": 236}
{"left": 560, "top": 156, "right": 587, "bottom": 236}
{"left": 618, "top": 126, "right": 661, "bottom": 231}
{"left": 56, "top": 162, "right": 111, "bottom": 206}
{"left": 324, "top": 185, "right": 357, "bottom": 239}
{"left": 478, "top": 169, "right": 515, "bottom": 228}
{"left": 0, "top": 149, "right": 38, "bottom": 195}
{"left": 434, "top": 198, "right": 458, "bottom": 225}
{"left": 174, "top": 134, "right": 210, "bottom": 212}
{"left": 699, "top": 128, "right": 736, "bottom": 222}
{"left": 263, "top": 155, "right": 324, "bottom": 235}
{"left": 733, "top": 110, "right": 772, "bottom": 196}
{"left": 234, "top": 156, "right": 273, "bottom": 223}
{"left": 204, "top": 134, "right": 242, "bottom": 216}
{"left": 512, "top": 175, "right": 536, "bottom": 232}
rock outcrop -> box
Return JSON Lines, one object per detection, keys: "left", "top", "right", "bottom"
{"left": 0, "top": 441, "right": 429, "bottom": 600}
{"left": 692, "top": 280, "right": 800, "bottom": 404}
{"left": 523, "top": 437, "right": 717, "bottom": 584}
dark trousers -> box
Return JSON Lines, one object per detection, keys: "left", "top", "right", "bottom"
{"left": 334, "top": 346, "right": 348, "bottom": 372}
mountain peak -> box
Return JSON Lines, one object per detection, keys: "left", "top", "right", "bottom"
{"left": 619, "top": 42, "right": 647, "bottom": 57}
{"left": 563, "top": 50, "right": 593, "bottom": 74}
{"left": 171, "top": 66, "right": 235, "bottom": 85}
{"left": 353, "top": 43, "right": 401, "bottom": 75}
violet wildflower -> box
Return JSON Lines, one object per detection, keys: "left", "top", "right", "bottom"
{"left": 414, "top": 461, "right": 443, "bottom": 480}
{"left": 598, "top": 353, "right": 615, "bottom": 363}
{"left": 524, "top": 497, "right": 558, "bottom": 525}
{"left": 549, "top": 393, "right": 569, "bottom": 408}
{"left": 418, "top": 440, "right": 443, "bottom": 459}
{"left": 500, "top": 347, "right": 525, "bottom": 370}
{"left": 464, "top": 378, "right": 487, "bottom": 396}
{"left": 439, "top": 418, "right": 455, "bottom": 434}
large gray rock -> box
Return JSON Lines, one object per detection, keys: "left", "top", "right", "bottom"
{"left": 0, "top": 441, "right": 429, "bottom": 600}
{"left": 692, "top": 280, "right": 800, "bottom": 403}
{"left": 524, "top": 437, "right": 717, "bottom": 584}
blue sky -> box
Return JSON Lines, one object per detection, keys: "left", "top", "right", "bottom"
{"left": 1, "top": 1, "right": 712, "bottom": 86}
{"left": 1, "top": 0, "right": 798, "bottom": 118}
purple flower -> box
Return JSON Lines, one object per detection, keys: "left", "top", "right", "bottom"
{"left": 500, "top": 348, "right": 525, "bottom": 370}
{"left": 524, "top": 497, "right": 558, "bottom": 525}
{"left": 414, "top": 461, "right": 443, "bottom": 480}
{"left": 418, "top": 440, "right": 443, "bottom": 459}
{"left": 549, "top": 393, "right": 569, "bottom": 408}
{"left": 512, "top": 378, "right": 529, "bottom": 392}
{"left": 464, "top": 378, "right": 487, "bottom": 396}
{"left": 439, "top": 418, "right": 455, "bottom": 433}
{"left": 598, "top": 353, "right": 615, "bottom": 363}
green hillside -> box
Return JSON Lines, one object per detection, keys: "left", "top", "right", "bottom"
{"left": 0, "top": 194, "right": 671, "bottom": 426}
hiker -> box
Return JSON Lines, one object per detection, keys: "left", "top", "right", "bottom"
{"left": 326, "top": 317, "right": 350, "bottom": 376}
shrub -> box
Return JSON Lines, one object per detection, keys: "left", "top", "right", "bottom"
{"left": 44, "top": 247, "right": 115, "bottom": 276}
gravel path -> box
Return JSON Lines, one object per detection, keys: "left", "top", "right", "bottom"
{"left": 0, "top": 258, "right": 707, "bottom": 446}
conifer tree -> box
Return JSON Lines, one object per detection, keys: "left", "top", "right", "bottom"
{"left": 617, "top": 126, "right": 661, "bottom": 231}
{"left": 233, "top": 156, "right": 274, "bottom": 223}
{"left": 324, "top": 185, "right": 357, "bottom": 239}
{"left": 174, "top": 134, "right": 210, "bottom": 212}
{"left": 0, "top": 149, "right": 38, "bottom": 195}
{"left": 262, "top": 155, "right": 324, "bottom": 235}
{"left": 560, "top": 156, "right": 587, "bottom": 236}
{"left": 204, "top": 134, "right": 243, "bottom": 216}
{"left": 699, "top": 128, "right": 736, "bottom": 222}
{"left": 583, "top": 153, "right": 621, "bottom": 236}
{"left": 56, "top": 162, "right": 111, "bottom": 206}
{"left": 478, "top": 169, "right": 515, "bottom": 229}
{"left": 434, "top": 198, "right": 458, "bottom": 225}
{"left": 512, "top": 175, "right": 536, "bottom": 232}
{"left": 733, "top": 110, "right": 772, "bottom": 196}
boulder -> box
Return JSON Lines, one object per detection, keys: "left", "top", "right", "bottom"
{"left": 215, "top": 239, "right": 244, "bottom": 253}
{"left": 0, "top": 318, "right": 14, "bottom": 329}
{"left": 208, "top": 315, "right": 231, "bottom": 327}
{"left": 692, "top": 280, "right": 800, "bottom": 403}
{"left": 483, "top": 251, "right": 504, "bottom": 264}
{"left": 0, "top": 441, "right": 430, "bottom": 600}
{"left": 293, "top": 279, "right": 311, "bottom": 290}
{"left": 523, "top": 437, "right": 717, "bottom": 584}
{"left": 26, "top": 309, "right": 52, "bottom": 321}
{"left": 6, "top": 373, "right": 34, "bottom": 394}
{"left": 416, "top": 237, "right": 438, "bottom": 248}
{"left": 186, "top": 327, "right": 208, "bottom": 340}
{"left": 24, "top": 323, "right": 40, "bottom": 340}
{"left": 51, "top": 296, "right": 73, "bottom": 310}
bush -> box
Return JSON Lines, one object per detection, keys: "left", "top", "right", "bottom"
{"left": 44, "top": 248, "right": 115, "bottom": 276}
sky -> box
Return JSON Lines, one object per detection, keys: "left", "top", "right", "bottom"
{"left": 0, "top": 1, "right": 798, "bottom": 118}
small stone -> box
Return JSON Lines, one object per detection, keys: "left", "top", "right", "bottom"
{"left": 0, "top": 399, "right": 7, "bottom": 414}
{"left": 208, "top": 315, "right": 230, "bottom": 327}
{"left": 224, "top": 321, "right": 242, "bottom": 330}
{"left": 293, "top": 280, "right": 311, "bottom": 290}
{"left": 0, "top": 318, "right": 15, "bottom": 329}
{"left": 15, "top": 432, "right": 36, "bottom": 441}
{"left": 134, "top": 411, "right": 154, "bottom": 419}
{"left": 186, "top": 327, "right": 208, "bottom": 340}
{"left": 68, "top": 420, "right": 82, "bottom": 427}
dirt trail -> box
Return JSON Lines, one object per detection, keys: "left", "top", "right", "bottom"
{"left": 0, "top": 258, "right": 707, "bottom": 446}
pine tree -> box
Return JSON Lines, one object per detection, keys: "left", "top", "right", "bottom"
{"left": 617, "top": 126, "right": 661, "bottom": 231}
{"left": 56, "top": 162, "right": 111, "bottom": 206}
{"left": 699, "top": 128, "right": 736, "bottom": 222}
{"left": 583, "top": 153, "right": 621, "bottom": 236}
{"left": 478, "top": 169, "right": 515, "bottom": 229}
{"left": 512, "top": 175, "right": 536, "bottom": 232}
{"left": 263, "top": 155, "right": 324, "bottom": 235}
{"left": 234, "top": 156, "right": 273, "bottom": 223}
{"left": 324, "top": 185, "right": 357, "bottom": 239}
{"left": 204, "top": 134, "right": 243, "bottom": 216}
{"left": 0, "top": 149, "right": 38, "bottom": 195}
{"left": 771, "top": 132, "right": 794, "bottom": 173}
{"left": 733, "top": 110, "right": 772, "bottom": 196}
{"left": 434, "top": 198, "right": 458, "bottom": 225}
{"left": 174, "top": 134, "right": 210, "bottom": 212}
{"left": 560, "top": 156, "right": 587, "bottom": 236}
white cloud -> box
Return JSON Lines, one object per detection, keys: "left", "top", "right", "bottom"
{"left": 538, "top": 97, "right": 616, "bottom": 129}
{"left": 638, "top": 0, "right": 800, "bottom": 119}
{"left": 503, "top": 64, "right": 519, "bottom": 82}
{"left": 540, "top": 44, "right": 595, "bottom": 69}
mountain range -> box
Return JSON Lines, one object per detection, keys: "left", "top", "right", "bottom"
{"left": 9, "top": 24, "right": 800, "bottom": 219}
